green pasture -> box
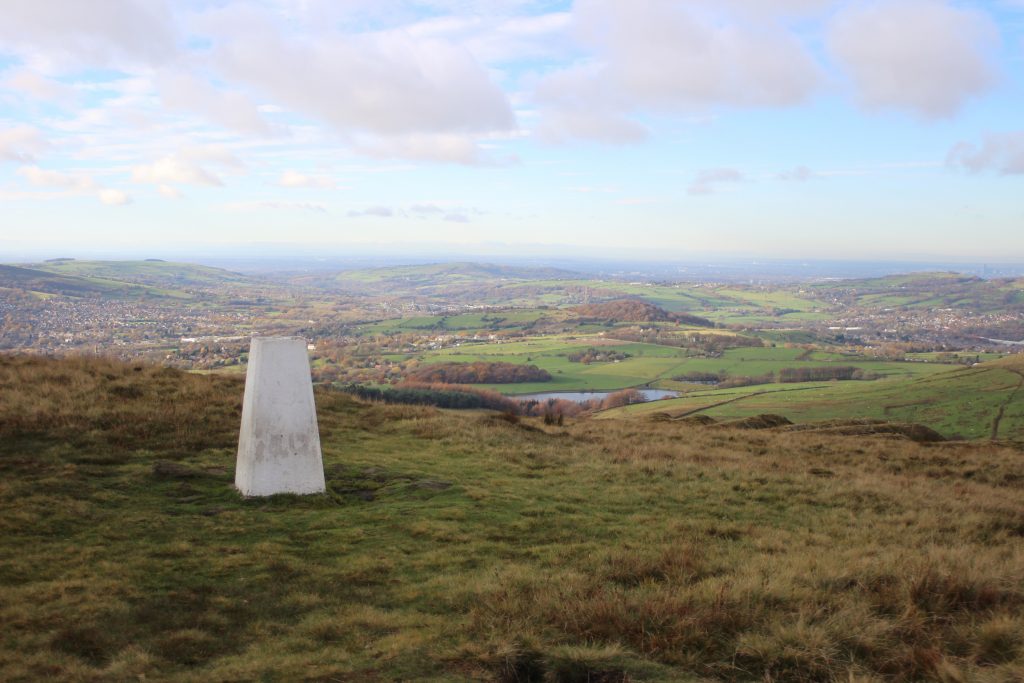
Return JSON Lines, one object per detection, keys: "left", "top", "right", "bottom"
{"left": 401, "top": 337, "right": 949, "bottom": 395}
{"left": 604, "top": 357, "right": 1024, "bottom": 440}
{"left": 358, "top": 309, "right": 552, "bottom": 335}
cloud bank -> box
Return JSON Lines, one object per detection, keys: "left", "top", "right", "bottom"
{"left": 828, "top": 0, "right": 997, "bottom": 119}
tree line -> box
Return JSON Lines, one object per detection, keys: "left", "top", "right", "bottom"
{"left": 405, "top": 361, "right": 552, "bottom": 384}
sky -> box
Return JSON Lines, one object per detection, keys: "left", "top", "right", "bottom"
{"left": 1, "top": 0, "right": 1023, "bottom": 262}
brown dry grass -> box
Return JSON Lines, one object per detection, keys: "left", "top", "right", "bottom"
{"left": 1, "top": 353, "right": 1023, "bottom": 681}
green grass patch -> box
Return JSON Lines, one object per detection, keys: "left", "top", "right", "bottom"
{"left": 2, "top": 354, "right": 1024, "bottom": 681}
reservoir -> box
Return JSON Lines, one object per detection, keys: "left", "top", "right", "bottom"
{"left": 513, "top": 388, "right": 681, "bottom": 403}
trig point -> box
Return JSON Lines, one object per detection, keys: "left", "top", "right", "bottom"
{"left": 235, "top": 336, "right": 326, "bottom": 497}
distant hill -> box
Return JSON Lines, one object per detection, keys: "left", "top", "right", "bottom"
{"left": 809, "top": 271, "right": 1024, "bottom": 312}
{"left": 296, "top": 261, "right": 580, "bottom": 291}
{"left": 345, "top": 261, "right": 579, "bottom": 281}
{"left": 27, "top": 260, "right": 255, "bottom": 290}
{"left": 0, "top": 264, "right": 161, "bottom": 299}
{"left": 572, "top": 299, "right": 715, "bottom": 326}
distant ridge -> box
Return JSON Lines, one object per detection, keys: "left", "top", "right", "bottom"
{"left": 0, "top": 264, "right": 150, "bottom": 298}
{"left": 23, "top": 260, "right": 253, "bottom": 289}
{"left": 288, "top": 261, "right": 583, "bottom": 294}
{"left": 335, "top": 261, "right": 581, "bottom": 282}
{"left": 0, "top": 260, "right": 262, "bottom": 300}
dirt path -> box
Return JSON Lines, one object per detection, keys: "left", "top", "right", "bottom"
{"left": 990, "top": 370, "right": 1024, "bottom": 440}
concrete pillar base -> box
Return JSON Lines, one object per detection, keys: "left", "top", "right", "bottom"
{"left": 235, "top": 337, "right": 326, "bottom": 496}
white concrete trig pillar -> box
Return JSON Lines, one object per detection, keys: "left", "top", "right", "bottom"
{"left": 235, "top": 336, "right": 326, "bottom": 496}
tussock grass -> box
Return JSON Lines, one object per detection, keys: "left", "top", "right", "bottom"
{"left": 1, "top": 354, "right": 1023, "bottom": 681}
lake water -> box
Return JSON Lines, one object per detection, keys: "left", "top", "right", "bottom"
{"left": 982, "top": 337, "right": 1024, "bottom": 346}
{"left": 512, "top": 389, "right": 681, "bottom": 403}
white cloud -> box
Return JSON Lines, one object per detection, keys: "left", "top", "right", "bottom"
{"left": 537, "top": 107, "right": 649, "bottom": 145}
{"left": 352, "top": 132, "right": 515, "bottom": 166}
{"left": 0, "top": 0, "right": 177, "bottom": 67}
{"left": 2, "top": 69, "right": 78, "bottom": 107}
{"left": 158, "top": 184, "right": 183, "bottom": 199}
{"left": 194, "top": 5, "right": 516, "bottom": 148}
{"left": 712, "top": 0, "right": 835, "bottom": 16}
{"left": 158, "top": 70, "right": 274, "bottom": 136}
{"left": 410, "top": 203, "right": 446, "bottom": 214}
{"left": 689, "top": 168, "right": 745, "bottom": 195}
{"left": 98, "top": 188, "right": 132, "bottom": 206}
{"left": 535, "top": 0, "right": 822, "bottom": 143}
{"left": 828, "top": 0, "right": 998, "bottom": 119}
{"left": 17, "top": 165, "right": 95, "bottom": 191}
{"left": 406, "top": 201, "right": 480, "bottom": 220}
{"left": 132, "top": 148, "right": 242, "bottom": 188}
{"left": 180, "top": 145, "right": 244, "bottom": 168}
{"left": 0, "top": 126, "right": 47, "bottom": 163}
{"left": 16, "top": 164, "right": 130, "bottom": 205}
{"left": 133, "top": 156, "right": 223, "bottom": 186}
{"left": 348, "top": 206, "right": 395, "bottom": 218}
{"left": 947, "top": 132, "right": 1024, "bottom": 175}
{"left": 278, "top": 170, "right": 336, "bottom": 188}
{"left": 404, "top": 11, "right": 573, "bottom": 64}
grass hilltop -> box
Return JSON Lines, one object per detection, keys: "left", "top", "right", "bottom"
{"left": 2, "top": 354, "right": 1024, "bottom": 681}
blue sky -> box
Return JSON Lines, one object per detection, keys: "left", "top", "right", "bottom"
{"left": 1, "top": 0, "right": 1023, "bottom": 261}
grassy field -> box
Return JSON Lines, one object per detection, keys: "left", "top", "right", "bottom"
{"left": 359, "top": 309, "right": 552, "bottom": 335}
{"left": 2, "top": 354, "right": 1024, "bottom": 681}
{"left": 604, "top": 356, "right": 1024, "bottom": 440}
{"left": 404, "top": 338, "right": 950, "bottom": 395}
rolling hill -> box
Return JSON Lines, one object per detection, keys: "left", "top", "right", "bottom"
{"left": 571, "top": 299, "right": 715, "bottom": 326}
{"left": 26, "top": 260, "right": 257, "bottom": 291}
{"left": 1, "top": 353, "right": 1022, "bottom": 681}
{"left": 603, "top": 354, "right": 1024, "bottom": 440}
{"left": 0, "top": 264, "right": 174, "bottom": 299}
{"left": 809, "top": 272, "right": 1024, "bottom": 313}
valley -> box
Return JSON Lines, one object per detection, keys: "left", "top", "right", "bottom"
{"left": 2, "top": 259, "right": 1022, "bottom": 440}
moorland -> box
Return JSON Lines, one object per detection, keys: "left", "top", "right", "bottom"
{"left": 1, "top": 352, "right": 1023, "bottom": 681}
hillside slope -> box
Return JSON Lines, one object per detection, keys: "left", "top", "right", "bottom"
{"left": 603, "top": 355, "right": 1024, "bottom": 440}
{"left": 0, "top": 264, "right": 181, "bottom": 300}
{"left": 2, "top": 354, "right": 1023, "bottom": 681}
{"left": 26, "top": 260, "right": 255, "bottom": 290}
{"left": 809, "top": 272, "right": 1024, "bottom": 313}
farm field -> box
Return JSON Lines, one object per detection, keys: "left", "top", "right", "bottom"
{"left": 357, "top": 309, "right": 552, "bottom": 335}
{"left": 400, "top": 336, "right": 954, "bottom": 395}
{"left": 603, "top": 356, "right": 1024, "bottom": 440}
{"left": 523, "top": 279, "right": 833, "bottom": 324}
